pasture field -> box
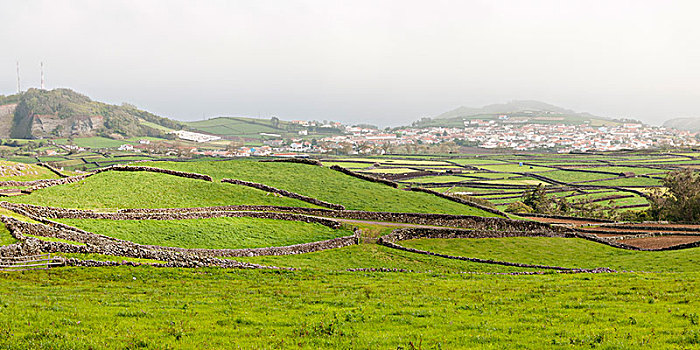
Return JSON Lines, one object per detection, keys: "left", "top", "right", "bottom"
{"left": 57, "top": 217, "right": 352, "bottom": 249}
{"left": 401, "top": 237, "right": 699, "bottom": 272}
{"left": 541, "top": 170, "right": 616, "bottom": 182}
{"left": 138, "top": 160, "right": 498, "bottom": 216}
{"left": 2, "top": 152, "right": 700, "bottom": 348}
{"left": 0, "top": 161, "right": 59, "bottom": 181}
{"left": 589, "top": 177, "right": 662, "bottom": 187}
{"left": 331, "top": 151, "right": 696, "bottom": 215}
{"left": 0, "top": 268, "right": 697, "bottom": 349}
{"left": 0, "top": 223, "right": 15, "bottom": 245}
{"left": 7, "top": 171, "right": 313, "bottom": 210}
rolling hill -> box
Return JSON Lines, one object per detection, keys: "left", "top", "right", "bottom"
{"left": 663, "top": 117, "right": 700, "bottom": 132}
{"left": 413, "top": 100, "right": 622, "bottom": 127}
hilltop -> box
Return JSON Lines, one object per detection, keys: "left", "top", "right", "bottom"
{"left": 663, "top": 117, "right": 700, "bottom": 132}
{"left": 413, "top": 100, "right": 622, "bottom": 128}
{"left": 0, "top": 88, "right": 185, "bottom": 139}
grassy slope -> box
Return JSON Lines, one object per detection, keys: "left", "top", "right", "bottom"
{"left": 140, "top": 160, "right": 500, "bottom": 216}
{"left": 0, "top": 223, "right": 16, "bottom": 246}
{"left": 57, "top": 217, "right": 351, "bottom": 249}
{"left": 7, "top": 171, "right": 314, "bottom": 210}
{"left": 401, "top": 237, "right": 699, "bottom": 272}
{"left": 0, "top": 161, "right": 60, "bottom": 181}
{"left": 0, "top": 268, "right": 696, "bottom": 348}
{"left": 238, "top": 244, "right": 532, "bottom": 273}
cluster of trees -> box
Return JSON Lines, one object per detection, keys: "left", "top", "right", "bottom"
{"left": 506, "top": 184, "right": 637, "bottom": 220}
{"left": 646, "top": 169, "right": 700, "bottom": 223}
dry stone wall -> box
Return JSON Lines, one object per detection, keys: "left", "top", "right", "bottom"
{"left": 408, "top": 187, "right": 507, "bottom": 216}
{"left": 221, "top": 178, "right": 345, "bottom": 210}
{"left": 378, "top": 228, "right": 578, "bottom": 270}
{"left": 0, "top": 216, "right": 284, "bottom": 268}
{"left": 259, "top": 158, "right": 323, "bottom": 166}
{"left": 1, "top": 202, "right": 562, "bottom": 233}
{"left": 1, "top": 202, "right": 342, "bottom": 229}
{"left": 37, "top": 162, "right": 70, "bottom": 178}
{"left": 329, "top": 165, "right": 399, "bottom": 188}
{"left": 94, "top": 165, "right": 213, "bottom": 182}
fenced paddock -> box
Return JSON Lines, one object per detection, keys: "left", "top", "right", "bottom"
{"left": 0, "top": 253, "right": 63, "bottom": 272}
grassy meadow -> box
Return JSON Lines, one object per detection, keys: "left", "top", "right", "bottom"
{"left": 139, "top": 160, "right": 499, "bottom": 216}
{"left": 0, "top": 268, "right": 697, "bottom": 349}
{"left": 6, "top": 171, "right": 314, "bottom": 210}
{"left": 57, "top": 217, "right": 352, "bottom": 249}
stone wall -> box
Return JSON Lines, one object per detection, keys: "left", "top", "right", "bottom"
{"left": 408, "top": 187, "right": 507, "bottom": 217}
{"left": 378, "top": 227, "right": 571, "bottom": 244}
{"left": 329, "top": 165, "right": 399, "bottom": 188}
{"left": 221, "top": 178, "right": 345, "bottom": 210}
{"left": 0, "top": 174, "right": 91, "bottom": 191}
{"left": 37, "top": 162, "right": 70, "bottom": 178}
{"left": 259, "top": 158, "right": 323, "bottom": 166}
{"left": 0, "top": 202, "right": 343, "bottom": 229}
{"left": 377, "top": 227, "right": 578, "bottom": 270}
{"left": 0, "top": 216, "right": 288, "bottom": 268}
{"left": 140, "top": 233, "right": 359, "bottom": 258}
{"left": 2, "top": 202, "right": 566, "bottom": 233}
{"left": 94, "top": 165, "right": 213, "bottom": 182}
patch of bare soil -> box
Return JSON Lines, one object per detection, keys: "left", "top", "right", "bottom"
{"left": 617, "top": 236, "right": 700, "bottom": 249}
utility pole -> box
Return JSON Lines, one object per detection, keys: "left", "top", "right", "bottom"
{"left": 16, "top": 61, "right": 21, "bottom": 93}
{"left": 40, "top": 61, "right": 45, "bottom": 89}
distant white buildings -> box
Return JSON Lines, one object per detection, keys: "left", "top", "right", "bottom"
{"left": 170, "top": 130, "right": 222, "bottom": 143}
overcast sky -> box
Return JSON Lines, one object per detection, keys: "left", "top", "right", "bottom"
{"left": 1, "top": 0, "right": 699, "bottom": 126}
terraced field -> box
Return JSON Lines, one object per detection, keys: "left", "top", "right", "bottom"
{"left": 137, "top": 160, "right": 498, "bottom": 215}
{"left": 1, "top": 153, "right": 699, "bottom": 349}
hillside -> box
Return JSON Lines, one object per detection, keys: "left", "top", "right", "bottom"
{"left": 186, "top": 116, "right": 344, "bottom": 142}
{"left": 0, "top": 88, "right": 185, "bottom": 139}
{"left": 413, "top": 100, "right": 620, "bottom": 127}
{"left": 663, "top": 117, "right": 700, "bottom": 132}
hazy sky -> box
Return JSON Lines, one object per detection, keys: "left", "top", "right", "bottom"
{"left": 1, "top": 0, "right": 700, "bottom": 126}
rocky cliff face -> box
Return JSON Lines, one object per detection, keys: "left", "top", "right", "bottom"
{"left": 0, "top": 103, "right": 16, "bottom": 138}
{"left": 27, "top": 114, "right": 105, "bottom": 138}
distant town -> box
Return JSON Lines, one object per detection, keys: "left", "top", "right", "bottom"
{"left": 184, "top": 117, "right": 699, "bottom": 157}
{"left": 23, "top": 116, "right": 700, "bottom": 159}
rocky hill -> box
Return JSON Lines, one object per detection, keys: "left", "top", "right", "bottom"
{"left": 0, "top": 88, "right": 185, "bottom": 139}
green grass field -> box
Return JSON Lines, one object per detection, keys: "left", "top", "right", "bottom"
{"left": 7, "top": 171, "right": 313, "bottom": 210}
{"left": 56, "top": 217, "right": 351, "bottom": 249}
{"left": 401, "top": 237, "right": 699, "bottom": 272}
{"left": 53, "top": 137, "right": 131, "bottom": 149}
{"left": 139, "top": 160, "right": 499, "bottom": 216}
{"left": 0, "top": 223, "right": 16, "bottom": 246}
{"left": 0, "top": 268, "right": 697, "bottom": 348}
{"left": 0, "top": 161, "right": 60, "bottom": 181}
{"left": 541, "top": 170, "right": 616, "bottom": 182}
{"left": 2, "top": 153, "right": 699, "bottom": 349}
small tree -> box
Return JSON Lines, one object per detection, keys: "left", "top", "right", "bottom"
{"left": 648, "top": 169, "right": 700, "bottom": 223}
{"left": 522, "top": 184, "right": 553, "bottom": 213}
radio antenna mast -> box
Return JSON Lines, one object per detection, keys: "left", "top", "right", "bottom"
{"left": 41, "top": 61, "right": 45, "bottom": 89}
{"left": 16, "top": 61, "right": 21, "bottom": 93}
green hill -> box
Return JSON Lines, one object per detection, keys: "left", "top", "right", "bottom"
{"left": 413, "top": 100, "right": 621, "bottom": 127}
{"left": 186, "top": 116, "right": 343, "bottom": 141}
{"left": 140, "top": 159, "right": 500, "bottom": 215}
{"left": 663, "top": 117, "right": 700, "bottom": 132}
{"left": 0, "top": 88, "right": 185, "bottom": 139}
